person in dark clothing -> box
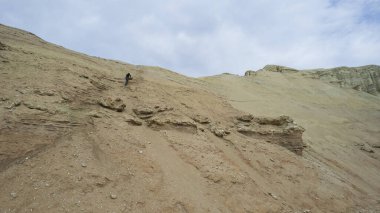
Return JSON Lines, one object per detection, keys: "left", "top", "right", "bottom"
{"left": 125, "top": 73, "right": 133, "bottom": 86}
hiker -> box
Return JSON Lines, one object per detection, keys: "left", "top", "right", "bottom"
{"left": 125, "top": 73, "right": 133, "bottom": 86}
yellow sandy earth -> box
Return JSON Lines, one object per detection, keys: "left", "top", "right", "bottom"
{"left": 0, "top": 24, "right": 379, "bottom": 212}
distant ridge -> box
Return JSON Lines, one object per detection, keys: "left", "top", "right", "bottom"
{"left": 245, "top": 64, "right": 380, "bottom": 95}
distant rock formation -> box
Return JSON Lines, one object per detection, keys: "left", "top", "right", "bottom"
{"left": 258, "top": 65, "right": 299, "bottom": 73}
{"left": 308, "top": 65, "right": 380, "bottom": 95}
{"left": 245, "top": 65, "right": 298, "bottom": 76}
{"left": 245, "top": 64, "right": 380, "bottom": 95}
{"left": 244, "top": 70, "right": 257, "bottom": 76}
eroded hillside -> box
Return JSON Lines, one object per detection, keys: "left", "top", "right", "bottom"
{"left": 1, "top": 24, "right": 379, "bottom": 212}
{"left": 202, "top": 66, "right": 380, "bottom": 212}
{"left": 245, "top": 64, "right": 380, "bottom": 96}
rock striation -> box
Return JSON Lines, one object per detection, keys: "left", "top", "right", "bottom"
{"left": 257, "top": 65, "right": 298, "bottom": 74}
{"left": 235, "top": 115, "right": 306, "bottom": 155}
{"left": 245, "top": 64, "right": 380, "bottom": 95}
{"left": 308, "top": 65, "right": 380, "bottom": 95}
{"left": 98, "top": 97, "right": 126, "bottom": 112}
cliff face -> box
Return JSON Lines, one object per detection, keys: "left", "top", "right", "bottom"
{"left": 203, "top": 66, "right": 380, "bottom": 212}
{"left": 308, "top": 65, "right": 380, "bottom": 95}
{"left": 245, "top": 65, "right": 380, "bottom": 96}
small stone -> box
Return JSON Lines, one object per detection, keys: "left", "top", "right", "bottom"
{"left": 6, "top": 100, "right": 22, "bottom": 109}
{"left": 138, "top": 150, "right": 143, "bottom": 154}
{"left": 303, "top": 210, "right": 311, "bottom": 213}
{"left": 268, "top": 192, "right": 278, "bottom": 200}
{"left": 10, "top": 192, "right": 17, "bottom": 198}
{"left": 88, "top": 111, "right": 102, "bottom": 118}
{"left": 212, "top": 128, "right": 226, "bottom": 137}
{"left": 124, "top": 115, "right": 143, "bottom": 126}
{"left": 360, "top": 144, "right": 374, "bottom": 153}
{"left": 110, "top": 194, "right": 117, "bottom": 199}
{"left": 81, "top": 162, "right": 87, "bottom": 167}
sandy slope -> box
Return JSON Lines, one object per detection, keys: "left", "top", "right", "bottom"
{"left": 0, "top": 24, "right": 379, "bottom": 212}
{"left": 201, "top": 71, "right": 380, "bottom": 209}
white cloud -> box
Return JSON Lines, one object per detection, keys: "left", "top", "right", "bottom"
{"left": 0, "top": 0, "right": 379, "bottom": 76}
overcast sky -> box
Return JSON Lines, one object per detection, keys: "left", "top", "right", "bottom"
{"left": 1, "top": 0, "right": 379, "bottom": 76}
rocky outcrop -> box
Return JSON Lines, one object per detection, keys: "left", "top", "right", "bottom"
{"left": 309, "top": 65, "right": 380, "bottom": 95}
{"left": 132, "top": 105, "right": 173, "bottom": 119}
{"left": 244, "top": 70, "right": 257, "bottom": 76}
{"left": 245, "top": 64, "right": 380, "bottom": 95}
{"left": 236, "top": 114, "right": 254, "bottom": 122}
{"left": 124, "top": 114, "right": 143, "bottom": 126}
{"left": 252, "top": 115, "right": 294, "bottom": 126}
{"left": 146, "top": 112, "right": 197, "bottom": 132}
{"left": 245, "top": 65, "right": 298, "bottom": 76}
{"left": 133, "top": 107, "right": 154, "bottom": 119}
{"left": 132, "top": 105, "right": 198, "bottom": 132}
{"left": 210, "top": 125, "right": 230, "bottom": 137}
{"left": 191, "top": 114, "right": 211, "bottom": 124}
{"left": 258, "top": 65, "right": 299, "bottom": 73}
{"left": 90, "top": 79, "right": 108, "bottom": 90}
{"left": 235, "top": 115, "right": 305, "bottom": 155}
{"left": 98, "top": 97, "right": 126, "bottom": 112}
{"left": 0, "top": 41, "right": 10, "bottom": 51}
{"left": 33, "top": 89, "right": 55, "bottom": 96}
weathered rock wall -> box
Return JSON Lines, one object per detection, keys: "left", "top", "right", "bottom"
{"left": 310, "top": 65, "right": 380, "bottom": 95}
{"left": 235, "top": 115, "right": 306, "bottom": 155}
{"left": 245, "top": 64, "right": 380, "bottom": 95}
{"left": 245, "top": 65, "right": 298, "bottom": 76}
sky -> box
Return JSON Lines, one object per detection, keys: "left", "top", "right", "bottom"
{"left": 0, "top": 0, "right": 380, "bottom": 77}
